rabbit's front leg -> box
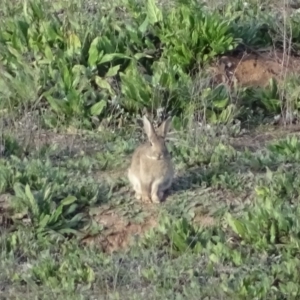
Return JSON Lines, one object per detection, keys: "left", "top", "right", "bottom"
{"left": 151, "top": 180, "right": 164, "bottom": 203}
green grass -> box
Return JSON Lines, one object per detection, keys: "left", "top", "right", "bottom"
{"left": 2, "top": 0, "right": 300, "bottom": 299}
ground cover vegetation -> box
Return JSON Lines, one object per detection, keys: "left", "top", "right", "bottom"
{"left": 2, "top": 0, "right": 300, "bottom": 298}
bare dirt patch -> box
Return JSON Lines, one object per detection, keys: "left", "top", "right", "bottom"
{"left": 81, "top": 205, "right": 159, "bottom": 253}
{"left": 230, "top": 123, "right": 300, "bottom": 152}
{"left": 193, "top": 214, "right": 216, "bottom": 227}
{"left": 1, "top": 127, "right": 104, "bottom": 157}
{"left": 211, "top": 50, "right": 300, "bottom": 87}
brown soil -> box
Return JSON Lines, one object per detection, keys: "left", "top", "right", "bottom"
{"left": 81, "top": 205, "right": 158, "bottom": 253}
{"left": 1, "top": 127, "right": 104, "bottom": 157}
{"left": 211, "top": 49, "right": 300, "bottom": 87}
{"left": 230, "top": 123, "right": 300, "bottom": 152}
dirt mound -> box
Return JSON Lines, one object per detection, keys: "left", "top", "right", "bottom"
{"left": 211, "top": 50, "right": 300, "bottom": 87}
{"left": 81, "top": 206, "right": 158, "bottom": 253}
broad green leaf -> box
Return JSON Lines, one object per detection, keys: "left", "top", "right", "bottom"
{"left": 69, "top": 212, "right": 85, "bottom": 223}
{"left": 81, "top": 31, "right": 92, "bottom": 60}
{"left": 90, "top": 100, "right": 107, "bottom": 116}
{"left": 64, "top": 203, "right": 78, "bottom": 216}
{"left": 147, "top": 0, "right": 162, "bottom": 25}
{"left": 67, "top": 89, "right": 81, "bottom": 113}
{"left": 25, "top": 184, "right": 37, "bottom": 211}
{"left": 139, "top": 17, "right": 149, "bottom": 33}
{"left": 39, "top": 214, "right": 51, "bottom": 228}
{"left": 213, "top": 98, "right": 228, "bottom": 109}
{"left": 255, "top": 186, "right": 269, "bottom": 198}
{"left": 209, "top": 253, "right": 219, "bottom": 263}
{"left": 29, "top": 1, "right": 44, "bottom": 20}
{"left": 17, "top": 20, "right": 29, "bottom": 42}
{"left": 219, "top": 105, "right": 235, "bottom": 123}
{"left": 13, "top": 183, "right": 26, "bottom": 200}
{"left": 7, "top": 45, "right": 22, "bottom": 58}
{"left": 106, "top": 65, "right": 120, "bottom": 77}
{"left": 86, "top": 266, "right": 95, "bottom": 283}
{"left": 44, "top": 94, "right": 63, "bottom": 114}
{"left": 99, "top": 53, "right": 131, "bottom": 65}
{"left": 50, "top": 205, "right": 64, "bottom": 223}
{"left": 67, "top": 33, "right": 82, "bottom": 55}
{"left": 134, "top": 53, "right": 152, "bottom": 60}
{"left": 23, "top": 0, "right": 30, "bottom": 21}
{"left": 72, "top": 64, "right": 86, "bottom": 74}
{"left": 95, "top": 76, "right": 113, "bottom": 95}
{"left": 208, "top": 110, "right": 217, "bottom": 124}
{"left": 44, "top": 45, "right": 53, "bottom": 61}
{"left": 270, "top": 221, "right": 276, "bottom": 244}
{"left": 265, "top": 167, "right": 273, "bottom": 182}
{"left": 193, "top": 242, "right": 202, "bottom": 253}
{"left": 171, "top": 230, "right": 188, "bottom": 252}
{"left": 43, "top": 185, "right": 52, "bottom": 201}
{"left": 60, "top": 195, "right": 77, "bottom": 206}
{"left": 232, "top": 250, "right": 242, "bottom": 266}
{"left": 88, "top": 37, "right": 101, "bottom": 66}
{"left": 40, "top": 21, "right": 60, "bottom": 42}
{"left": 226, "top": 213, "right": 247, "bottom": 239}
{"left": 59, "top": 62, "right": 72, "bottom": 89}
{"left": 98, "top": 35, "right": 114, "bottom": 53}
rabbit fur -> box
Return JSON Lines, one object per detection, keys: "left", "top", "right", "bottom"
{"left": 128, "top": 115, "right": 174, "bottom": 203}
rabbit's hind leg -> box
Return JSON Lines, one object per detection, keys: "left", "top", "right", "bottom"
{"left": 128, "top": 169, "right": 142, "bottom": 200}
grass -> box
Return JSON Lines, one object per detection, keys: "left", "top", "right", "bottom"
{"left": 2, "top": 0, "right": 300, "bottom": 299}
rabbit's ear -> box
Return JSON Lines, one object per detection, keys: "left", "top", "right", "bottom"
{"left": 157, "top": 116, "right": 172, "bottom": 138}
{"left": 143, "top": 115, "right": 157, "bottom": 143}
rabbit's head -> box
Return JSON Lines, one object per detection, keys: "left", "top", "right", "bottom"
{"left": 142, "top": 115, "right": 172, "bottom": 160}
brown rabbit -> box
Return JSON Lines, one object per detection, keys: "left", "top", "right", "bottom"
{"left": 128, "top": 115, "right": 174, "bottom": 203}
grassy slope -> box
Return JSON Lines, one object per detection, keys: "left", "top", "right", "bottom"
{"left": 2, "top": 124, "right": 300, "bottom": 299}
{"left": 2, "top": 0, "right": 300, "bottom": 299}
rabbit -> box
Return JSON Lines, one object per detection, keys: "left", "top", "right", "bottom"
{"left": 128, "top": 115, "right": 174, "bottom": 203}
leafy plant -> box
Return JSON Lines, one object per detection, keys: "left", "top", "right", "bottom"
{"left": 12, "top": 183, "right": 86, "bottom": 238}
{"left": 28, "top": 249, "right": 95, "bottom": 289}
{"left": 157, "top": 2, "right": 238, "bottom": 70}
{"left": 268, "top": 136, "right": 300, "bottom": 162}
{"left": 227, "top": 168, "right": 300, "bottom": 251}
{"left": 142, "top": 215, "right": 216, "bottom": 255}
